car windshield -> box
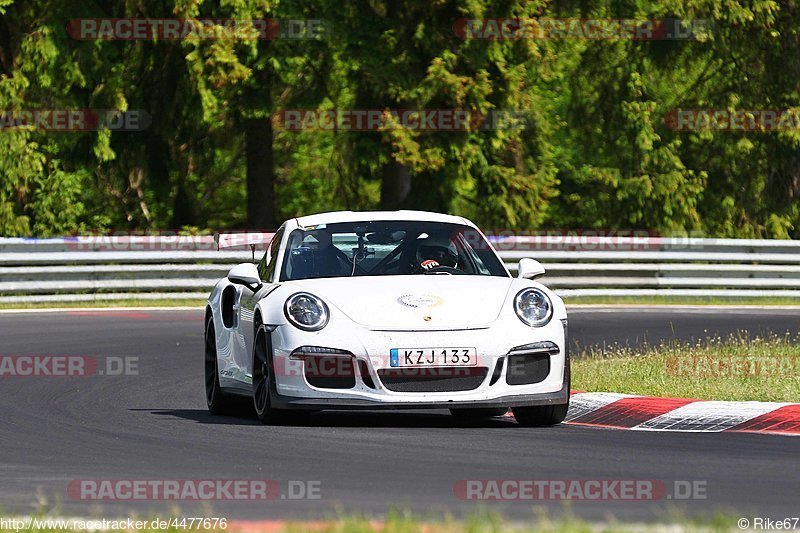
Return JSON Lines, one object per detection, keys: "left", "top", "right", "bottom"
{"left": 279, "top": 221, "right": 508, "bottom": 281}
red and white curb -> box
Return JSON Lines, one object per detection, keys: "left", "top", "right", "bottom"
{"left": 541, "top": 392, "right": 800, "bottom": 435}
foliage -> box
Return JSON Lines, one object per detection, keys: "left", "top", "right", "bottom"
{"left": 0, "top": 0, "right": 797, "bottom": 237}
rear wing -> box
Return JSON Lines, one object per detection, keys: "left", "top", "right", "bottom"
{"left": 215, "top": 231, "right": 275, "bottom": 260}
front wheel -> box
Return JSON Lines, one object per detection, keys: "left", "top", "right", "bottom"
{"left": 449, "top": 408, "right": 508, "bottom": 422}
{"left": 511, "top": 403, "right": 569, "bottom": 426}
{"left": 252, "top": 325, "right": 289, "bottom": 425}
{"left": 205, "top": 317, "right": 235, "bottom": 415}
{"left": 512, "top": 356, "right": 570, "bottom": 427}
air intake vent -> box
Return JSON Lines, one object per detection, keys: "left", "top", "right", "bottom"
{"left": 489, "top": 358, "right": 504, "bottom": 386}
{"left": 303, "top": 356, "right": 356, "bottom": 389}
{"left": 358, "top": 360, "right": 376, "bottom": 389}
{"left": 506, "top": 354, "right": 550, "bottom": 385}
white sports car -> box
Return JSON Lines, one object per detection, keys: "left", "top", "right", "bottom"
{"left": 204, "top": 210, "right": 569, "bottom": 426}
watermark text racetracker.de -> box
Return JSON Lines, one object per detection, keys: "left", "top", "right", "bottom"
{"left": 67, "top": 18, "right": 329, "bottom": 40}
{"left": 454, "top": 479, "right": 708, "bottom": 501}
{"left": 272, "top": 109, "right": 533, "bottom": 132}
{"left": 466, "top": 228, "right": 707, "bottom": 252}
{"left": 0, "top": 109, "right": 150, "bottom": 131}
{"left": 666, "top": 355, "right": 799, "bottom": 379}
{"left": 65, "top": 230, "right": 275, "bottom": 251}
{"left": 0, "top": 355, "right": 138, "bottom": 377}
{"left": 453, "top": 18, "right": 711, "bottom": 40}
{"left": 67, "top": 479, "right": 321, "bottom": 501}
{"left": 665, "top": 108, "right": 800, "bottom": 132}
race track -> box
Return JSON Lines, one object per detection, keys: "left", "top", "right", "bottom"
{"left": 0, "top": 308, "right": 798, "bottom": 522}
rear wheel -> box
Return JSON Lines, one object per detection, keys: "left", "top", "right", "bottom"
{"left": 252, "top": 325, "right": 289, "bottom": 425}
{"left": 205, "top": 317, "right": 235, "bottom": 415}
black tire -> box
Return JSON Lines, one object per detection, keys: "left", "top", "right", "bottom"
{"left": 512, "top": 356, "right": 570, "bottom": 427}
{"left": 205, "top": 317, "right": 235, "bottom": 415}
{"left": 449, "top": 407, "right": 509, "bottom": 421}
{"left": 511, "top": 402, "right": 569, "bottom": 426}
{"left": 252, "top": 325, "right": 289, "bottom": 425}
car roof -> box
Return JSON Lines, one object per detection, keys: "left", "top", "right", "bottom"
{"left": 292, "top": 210, "right": 476, "bottom": 228}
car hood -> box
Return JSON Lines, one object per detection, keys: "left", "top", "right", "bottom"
{"left": 287, "top": 275, "right": 515, "bottom": 330}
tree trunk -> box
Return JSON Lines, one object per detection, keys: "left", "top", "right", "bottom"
{"left": 245, "top": 115, "right": 276, "bottom": 229}
{"left": 379, "top": 160, "right": 412, "bottom": 210}
{"left": 172, "top": 154, "right": 199, "bottom": 227}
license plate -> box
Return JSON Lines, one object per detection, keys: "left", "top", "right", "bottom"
{"left": 389, "top": 347, "right": 477, "bottom": 367}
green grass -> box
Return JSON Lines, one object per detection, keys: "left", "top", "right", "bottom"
{"left": 0, "top": 510, "right": 744, "bottom": 533}
{"left": 564, "top": 295, "right": 800, "bottom": 306}
{"left": 573, "top": 333, "right": 800, "bottom": 402}
{"left": 0, "top": 299, "right": 206, "bottom": 310}
{"left": 281, "top": 511, "right": 740, "bottom": 532}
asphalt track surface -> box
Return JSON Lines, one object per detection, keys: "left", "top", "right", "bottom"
{"left": 0, "top": 308, "right": 798, "bottom": 523}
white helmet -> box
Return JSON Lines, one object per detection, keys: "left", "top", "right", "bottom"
{"left": 416, "top": 234, "right": 458, "bottom": 268}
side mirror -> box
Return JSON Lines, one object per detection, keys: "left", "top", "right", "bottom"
{"left": 517, "top": 258, "right": 545, "bottom": 280}
{"left": 227, "top": 263, "right": 262, "bottom": 292}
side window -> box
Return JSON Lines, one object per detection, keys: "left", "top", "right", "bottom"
{"left": 455, "top": 232, "right": 492, "bottom": 275}
{"left": 260, "top": 228, "right": 284, "bottom": 282}
{"left": 257, "top": 252, "right": 269, "bottom": 281}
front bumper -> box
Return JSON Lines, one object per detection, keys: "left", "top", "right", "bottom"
{"left": 269, "top": 317, "right": 569, "bottom": 410}
{"left": 271, "top": 383, "right": 569, "bottom": 410}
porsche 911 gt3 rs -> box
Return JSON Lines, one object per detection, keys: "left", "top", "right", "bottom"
{"left": 205, "top": 210, "right": 569, "bottom": 425}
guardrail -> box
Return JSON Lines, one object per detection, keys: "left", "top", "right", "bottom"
{"left": 1, "top": 236, "right": 799, "bottom": 303}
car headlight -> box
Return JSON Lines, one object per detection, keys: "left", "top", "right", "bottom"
{"left": 284, "top": 292, "right": 329, "bottom": 331}
{"left": 514, "top": 288, "right": 553, "bottom": 327}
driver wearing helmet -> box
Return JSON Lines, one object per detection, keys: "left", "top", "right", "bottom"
{"left": 414, "top": 234, "right": 460, "bottom": 273}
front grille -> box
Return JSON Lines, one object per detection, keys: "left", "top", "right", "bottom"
{"left": 377, "top": 367, "right": 488, "bottom": 392}
{"left": 304, "top": 356, "right": 356, "bottom": 389}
